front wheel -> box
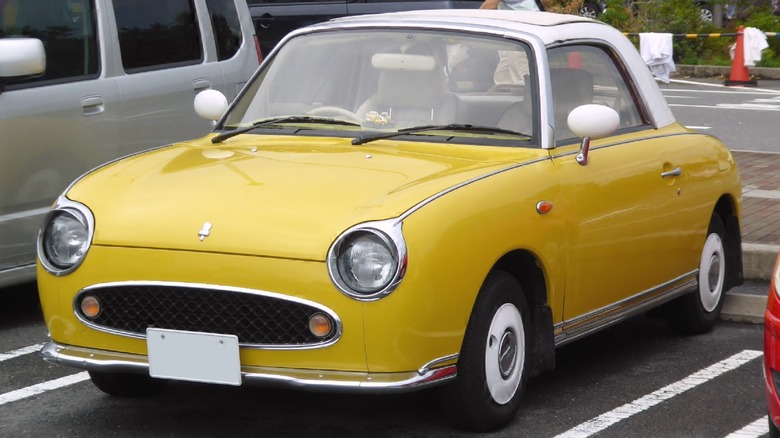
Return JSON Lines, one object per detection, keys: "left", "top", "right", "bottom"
{"left": 440, "top": 270, "right": 530, "bottom": 432}
{"left": 665, "top": 214, "right": 728, "bottom": 334}
{"left": 88, "top": 371, "right": 167, "bottom": 397}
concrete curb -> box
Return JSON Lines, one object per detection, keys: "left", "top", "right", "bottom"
{"left": 719, "top": 244, "right": 777, "bottom": 324}
{"left": 721, "top": 292, "right": 766, "bottom": 324}
{"left": 743, "top": 243, "right": 780, "bottom": 281}
{"left": 675, "top": 64, "right": 780, "bottom": 80}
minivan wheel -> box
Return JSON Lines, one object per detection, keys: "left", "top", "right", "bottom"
{"left": 440, "top": 270, "right": 529, "bottom": 432}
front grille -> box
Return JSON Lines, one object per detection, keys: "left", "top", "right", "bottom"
{"left": 75, "top": 283, "right": 339, "bottom": 347}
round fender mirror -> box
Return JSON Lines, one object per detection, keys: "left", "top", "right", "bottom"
{"left": 567, "top": 104, "right": 620, "bottom": 139}
{"left": 194, "top": 89, "right": 228, "bottom": 122}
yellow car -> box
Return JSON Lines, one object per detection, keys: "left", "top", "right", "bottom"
{"left": 37, "top": 10, "right": 742, "bottom": 432}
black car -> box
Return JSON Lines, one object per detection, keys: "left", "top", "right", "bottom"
{"left": 248, "top": 0, "right": 544, "bottom": 56}
{"left": 580, "top": 1, "right": 716, "bottom": 22}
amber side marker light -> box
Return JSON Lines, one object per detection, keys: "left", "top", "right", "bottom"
{"left": 536, "top": 200, "right": 553, "bottom": 215}
{"left": 81, "top": 295, "right": 101, "bottom": 319}
{"left": 309, "top": 313, "right": 332, "bottom": 338}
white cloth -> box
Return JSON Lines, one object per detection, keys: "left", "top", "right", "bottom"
{"left": 743, "top": 27, "right": 769, "bottom": 67}
{"left": 498, "top": 0, "right": 540, "bottom": 11}
{"left": 639, "top": 33, "right": 676, "bottom": 84}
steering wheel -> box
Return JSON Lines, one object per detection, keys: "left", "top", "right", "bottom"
{"left": 306, "top": 106, "right": 363, "bottom": 124}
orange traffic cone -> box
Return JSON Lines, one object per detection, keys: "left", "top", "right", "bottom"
{"left": 725, "top": 25, "right": 757, "bottom": 86}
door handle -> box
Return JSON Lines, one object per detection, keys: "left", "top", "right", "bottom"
{"left": 193, "top": 79, "right": 212, "bottom": 93}
{"left": 81, "top": 95, "right": 104, "bottom": 116}
{"left": 661, "top": 167, "right": 682, "bottom": 178}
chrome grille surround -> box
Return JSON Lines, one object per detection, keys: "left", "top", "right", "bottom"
{"left": 73, "top": 281, "right": 342, "bottom": 349}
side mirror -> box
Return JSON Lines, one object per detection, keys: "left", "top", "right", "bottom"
{"left": 0, "top": 38, "right": 46, "bottom": 79}
{"left": 567, "top": 104, "right": 620, "bottom": 166}
{"left": 194, "top": 89, "right": 228, "bottom": 123}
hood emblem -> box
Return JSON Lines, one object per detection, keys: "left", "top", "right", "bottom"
{"left": 198, "top": 222, "right": 212, "bottom": 241}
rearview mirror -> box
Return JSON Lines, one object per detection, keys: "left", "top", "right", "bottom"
{"left": 567, "top": 104, "right": 620, "bottom": 166}
{"left": 567, "top": 104, "right": 620, "bottom": 139}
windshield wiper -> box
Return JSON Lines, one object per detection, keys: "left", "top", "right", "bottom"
{"left": 212, "top": 116, "right": 361, "bottom": 144}
{"left": 352, "top": 124, "right": 529, "bottom": 145}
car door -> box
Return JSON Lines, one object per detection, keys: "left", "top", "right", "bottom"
{"left": 546, "top": 45, "right": 700, "bottom": 321}
{"left": 109, "top": 0, "right": 223, "bottom": 156}
{"left": 0, "top": 0, "right": 120, "bottom": 284}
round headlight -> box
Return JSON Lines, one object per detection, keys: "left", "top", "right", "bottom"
{"left": 328, "top": 220, "right": 407, "bottom": 300}
{"left": 42, "top": 209, "right": 90, "bottom": 270}
{"left": 336, "top": 231, "right": 398, "bottom": 294}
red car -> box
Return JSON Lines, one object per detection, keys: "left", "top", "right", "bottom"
{"left": 764, "top": 252, "right": 780, "bottom": 436}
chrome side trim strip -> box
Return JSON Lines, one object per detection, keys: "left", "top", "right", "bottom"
{"left": 0, "top": 206, "right": 50, "bottom": 223}
{"left": 554, "top": 270, "right": 698, "bottom": 347}
{"left": 73, "top": 281, "right": 343, "bottom": 350}
{"left": 41, "top": 342, "right": 457, "bottom": 393}
{"left": 552, "top": 131, "right": 698, "bottom": 160}
{"left": 398, "top": 156, "right": 551, "bottom": 223}
{"left": 0, "top": 263, "right": 36, "bottom": 288}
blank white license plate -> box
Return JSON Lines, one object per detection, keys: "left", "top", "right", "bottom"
{"left": 146, "top": 328, "right": 241, "bottom": 386}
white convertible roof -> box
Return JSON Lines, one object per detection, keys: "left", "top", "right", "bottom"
{"left": 331, "top": 10, "right": 613, "bottom": 46}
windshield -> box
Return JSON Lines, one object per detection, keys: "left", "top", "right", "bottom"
{"left": 222, "top": 29, "right": 537, "bottom": 145}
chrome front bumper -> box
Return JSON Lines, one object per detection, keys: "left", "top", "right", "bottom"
{"left": 40, "top": 341, "right": 458, "bottom": 393}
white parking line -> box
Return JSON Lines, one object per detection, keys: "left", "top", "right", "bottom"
{"left": 667, "top": 79, "right": 780, "bottom": 94}
{"left": 554, "top": 350, "right": 763, "bottom": 438}
{"left": 668, "top": 103, "right": 780, "bottom": 111}
{"left": 724, "top": 416, "right": 769, "bottom": 438}
{"left": 0, "top": 343, "right": 45, "bottom": 363}
{"left": 0, "top": 372, "right": 90, "bottom": 406}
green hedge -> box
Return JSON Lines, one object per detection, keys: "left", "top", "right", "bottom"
{"left": 591, "top": 0, "right": 780, "bottom": 67}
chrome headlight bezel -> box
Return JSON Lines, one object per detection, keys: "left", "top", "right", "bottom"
{"left": 37, "top": 197, "right": 95, "bottom": 276}
{"left": 327, "top": 219, "right": 407, "bottom": 301}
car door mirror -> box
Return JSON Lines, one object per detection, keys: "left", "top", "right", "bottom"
{"left": 567, "top": 104, "right": 620, "bottom": 166}
{"left": 194, "top": 89, "right": 229, "bottom": 123}
{"left": 0, "top": 38, "right": 46, "bottom": 90}
{"left": 567, "top": 104, "right": 620, "bottom": 140}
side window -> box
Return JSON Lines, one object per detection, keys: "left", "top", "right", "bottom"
{"left": 112, "top": 0, "right": 202, "bottom": 72}
{"left": 205, "top": 0, "right": 242, "bottom": 61}
{"left": 547, "top": 45, "right": 645, "bottom": 141}
{"left": 0, "top": 0, "right": 98, "bottom": 86}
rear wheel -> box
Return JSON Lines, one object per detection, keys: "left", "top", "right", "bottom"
{"left": 88, "top": 371, "right": 167, "bottom": 397}
{"left": 440, "top": 270, "right": 530, "bottom": 432}
{"left": 666, "top": 214, "right": 728, "bottom": 334}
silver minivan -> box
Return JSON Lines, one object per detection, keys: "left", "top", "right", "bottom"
{"left": 0, "top": 0, "right": 261, "bottom": 287}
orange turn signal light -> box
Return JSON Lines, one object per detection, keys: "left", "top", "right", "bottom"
{"left": 81, "top": 295, "right": 101, "bottom": 319}
{"left": 309, "top": 313, "right": 332, "bottom": 338}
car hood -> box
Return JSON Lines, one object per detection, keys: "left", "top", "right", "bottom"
{"left": 68, "top": 134, "right": 543, "bottom": 261}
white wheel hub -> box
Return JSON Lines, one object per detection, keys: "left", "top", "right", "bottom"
{"left": 484, "top": 303, "right": 524, "bottom": 405}
{"left": 699, "top": 232, "right": 725, "bottom": 312}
